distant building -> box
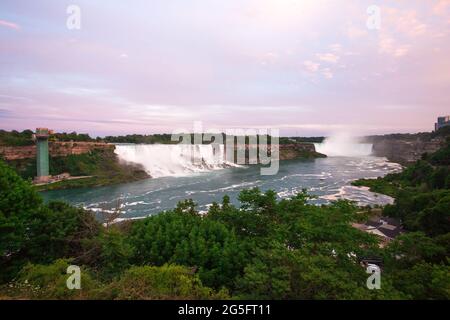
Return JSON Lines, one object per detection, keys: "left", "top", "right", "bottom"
{"left": 352, "top": 216, "right": 404, "bottom": 248}
{"left": 435, "top": 116, "right": 450, "bottom": 131}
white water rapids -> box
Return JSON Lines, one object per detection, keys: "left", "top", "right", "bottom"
{"left": 115, "top": 144, "right": 230, "bottom": 178}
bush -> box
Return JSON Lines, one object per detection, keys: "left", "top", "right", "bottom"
{"left": 2, "top": 259, "right": 99, "bottom": 299}
{"left": 0, "top": 161, "right": 101, "bottom": 282}
{"left": 0, "top": 160, "right": 45, "bottom": 281}
{"left": 102, "top": 265, "right": 228, "bottom": 300}
{"left": 128, "top": 205, "right": 248, "bottom": 290}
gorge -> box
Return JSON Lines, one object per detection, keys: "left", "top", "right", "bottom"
{"left": 41, "top": 137, "right": 401, "bottom": 219}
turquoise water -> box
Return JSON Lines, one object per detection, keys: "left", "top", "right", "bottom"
{"left": 41, "top": 156, "right": 401, "bottom": 220}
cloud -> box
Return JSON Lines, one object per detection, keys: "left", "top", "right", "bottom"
{"left": 329, "top": 44, "right": 342, "bottom": 52}
{"left": 303, "top": 60, "right": 320, "bottom": 72}
{"left": 433, "top": 0, "right": 450, "bottom": 15}
{"left": 390, "top": 10, "right": 427, "bottom": 37}
{"left": 0, "top": 19, "right": 20, "bottom": 30}
{"left": 346, "top": 25, "right": 368, "bottom": 39}
{"left": 0, "top": 94, "right": 32, "bottom": 102}
{"left": 321, "top": 68, "right": 333, "bottom": 79}
{"left": 0, "top": 108, "right": 11, "bottom": 117}
{"left": 378, "top": 35, "right": 410, "bottom": 57}
{"left": 259, "top": 52, "right": 278, "bottom": 66}
{"left": 316, "top": 53, "right": 340, "bottom": 63}
{"left": 0, "top": 1, "right": 449, "bottom": 136}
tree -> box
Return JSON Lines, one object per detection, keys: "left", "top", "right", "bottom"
{"left": 0, "top": 160, "right": 45, "bottom": 281}
{"left": 128, "top": 208, "right": 248, "bottom": 290}
{"left": 102, "top": 265, "right": 228, "bottom": 300}
{"left": 0, "top": 161, "right": 101, "bottom": 282}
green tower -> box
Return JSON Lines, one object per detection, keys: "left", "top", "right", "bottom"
{"left": 35, "top": 128, "right": 50, "bottom": 181}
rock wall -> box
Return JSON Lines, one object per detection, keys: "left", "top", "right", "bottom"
{"left": 371, "top": 137, "right": 444, "bottom": 164}
{"left": 279, "top": 143, "right": 325, "bottom": 160}
{"left": 227, "top": 143, "right": 325, "bottom": 163}
{"left": 0, "top": 142, "right": 115, "bottom": 161}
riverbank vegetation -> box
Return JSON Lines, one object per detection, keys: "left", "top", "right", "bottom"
{"left": 1, "top": 129, "right": 326, "bottom": 146}
{"left": 1, "top": 149, "right": 448, "bottom": 299}
{"left": 0, "top": 130, "right": 35, "bottom": 146}
{"left": 6, "top": 149, "right": 149, "bottom": 191}
{"left": 0, "top": 130, "right": 98, "bottom": 146}
{"left": 353, "top": 137, "right": 450, "bottom": 237}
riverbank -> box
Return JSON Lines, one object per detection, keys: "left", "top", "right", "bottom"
{"left": 352, "top": 136, "right": 450, "bottom": 237}
{"left": 5, "top": 149, "right": 150, "bottom": 192}
{"left": 364, "top": 126, "right": 450, "bottom": 165}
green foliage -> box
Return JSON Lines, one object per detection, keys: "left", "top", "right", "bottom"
{"left": 104, "top": 134, "right": 176, "bottom": 144}
{"left": 51, "top": 132, "right": 95, "bottom": 142}
{"left": 4, "top": 146, "right": 148, "bottom": 190}
{"left": 352, "top": 138, "right": 450, "bottom": 299}
{"left": 95, "top": 229, "right": 133, "bottom": 280}
{"left": 383, "top": 190, "right": 450, "bottom": 236}
{"left": 383, "top": 233, "right": 450, "bottom": 299}
{"left": 0, "top": 160, "right": 101, "bottom": 282}
{"left": 0, "top": 160, "right": 45, "bottom": 280}
{"left": 0, "top": 130, "right": 97, "bottom": 147}
{"left": 2, "top": 259, "right": 98, "bottom": 299}
{"left": 49, "top": 149, "right": 148, "bottom": 181}
{"left": 102, "top": 265, "right": 228, "bottom": 300}
{"left": 1, "top": 261, "right": 228, "bottom": 300}
{"left": 0, "top": 130, "right": 34, "bottom": 146}
{"left": 384, "top": 233, "right": 448, "bottom": 267}
{"left": 386, "top": 262, "right": 450, "bottom": 300}
{"left": 354, "top": 140, "right": 450, "bottom": 237}
{"left": 128, "top": 204, "right": 248, "bottom": 290}
{"left": 34, "top": 150, "right": 147, "bottom": 190}
{"left": 427, "top": 137, "right": 450, "bottom": 166}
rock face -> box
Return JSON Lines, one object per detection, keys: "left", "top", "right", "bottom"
{"left": 370, "top": 137, "right": 444, "bottom": 165}
{"left": 0, "top": 142, "right": 115, "bottom": 160}
{"left": 279, "top": 143, "right": 326, "bottom": 160}
{"left": 227, "top": 143, "right": 326, "bottom": 163}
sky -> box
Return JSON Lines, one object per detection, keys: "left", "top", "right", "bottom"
{"left": 0, "top": 0, "right": 450, "bottom": 137}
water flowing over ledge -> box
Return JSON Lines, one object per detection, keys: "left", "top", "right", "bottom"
{"left": 114, "top": 144, "right": 231, "bottom": 178}
{"left": 315, "top": 135, "right": 373, "bottom": 157}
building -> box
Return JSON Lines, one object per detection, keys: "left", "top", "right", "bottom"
{"left": 435, "top": 116, "right": 450, "bottom": 131}
{"left": 352, "top": 216, "right": 404, "bottom": 248}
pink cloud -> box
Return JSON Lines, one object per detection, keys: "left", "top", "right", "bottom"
{"left": 0, "top": 19, "right": 20, "bottom": 30}
{"left": 433, "top": 0, "right": 450, "bottom": 15}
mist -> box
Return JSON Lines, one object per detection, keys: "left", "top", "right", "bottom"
{"left": 315, "top": 133, "right": 373, "bottom": 157}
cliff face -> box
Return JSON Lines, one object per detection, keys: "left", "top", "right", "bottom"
{"left": 279, "top": 143, "right": 326, "bottom": 160}
{"left": 370, "top": 137, "right": 445, "bottom": 164}
{"left": 0, "top": 142, "right": 115, "bottom": 160}
{"left": 227, "top": 143, "right": 326, "bottom": 163}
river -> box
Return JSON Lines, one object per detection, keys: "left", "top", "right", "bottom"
{"left": 41, "top": 143, "right": 402, "bottom": 220}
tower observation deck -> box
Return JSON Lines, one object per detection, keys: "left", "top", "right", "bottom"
{"left": 34, "top": 128, "right": 53, "bottom": 183}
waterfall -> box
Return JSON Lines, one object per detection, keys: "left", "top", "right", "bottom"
{"left": 115, "top": 144, "right": 229, "bottom": 178}
{"left": 314, "top": 134, "right": 373, "bottom": 157}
